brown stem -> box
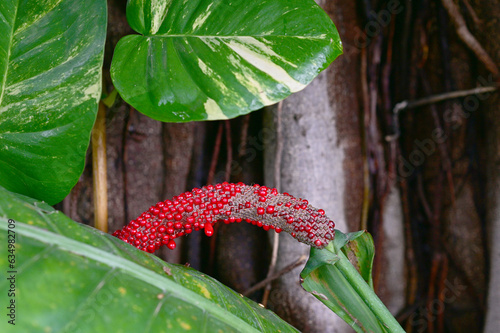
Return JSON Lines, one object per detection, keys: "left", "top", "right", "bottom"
{"left": 208, "top": 122, "right": 224, "bottom": 273}
{"left": 207, "top": 122, "right": 223, "bottom": 185}
{"left": 436, "top": 256, "right": 449, "bottom": 333}
{"left": 238, "top": 114, "right": 250, "bottom": 158}
{"left": 360, "top": 47, "right": 370, "bottom": 231}
{"left": 462, "top": 0, "right": 481, "bottom": 26}
{"left": 394, "top": 86, "right": 498, "bottom": 115}
{"left": 400, "top": 177, "right": 418, "bottom": 331}
{"left": 224, "top": 120, "right": 232, "bottom": 182}
{"left": 386, "top": 86, "right": 498, "bottom": 141}
{"left": 417, "top": 174, "right": 433, "bottom": 221}
{"left": 426, "top": 254, "right": 441, "bottom": 333}
{"left": 418, "top": 69, "right": 456, "bottom": 208}
{"left": 92, "top": 101, "right": 108, "bottom": 232}
{"left": 243, "top": 256, "right": 307, "bottom": 296}
{"left": 441, "top": 0, "right": 499, "bottom": 76}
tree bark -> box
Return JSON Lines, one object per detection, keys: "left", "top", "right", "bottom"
{"left": 477, "top": 1, "right": 500, "bottom": 332}
{"left": 379, "top": 186, "right": 406, "bottom": 314}
{"left": 263, "top": 1, "right": 364, "bottom": 330}
{"left": 264, "top": 73, "right": 356, "bottom": 333}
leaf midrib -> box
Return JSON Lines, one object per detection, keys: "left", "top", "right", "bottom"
{"left": 144, "top": 34, "right": 331, "bottom": 39}
{"left": 0, "top": 219, "right": 261, "bottom": 332}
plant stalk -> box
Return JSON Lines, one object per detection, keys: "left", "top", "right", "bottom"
{"left": 92, "top": 101, "right": 108, "bottom": 232}
{"left": 335, "top": 248, "right": 405, "bottom": 333}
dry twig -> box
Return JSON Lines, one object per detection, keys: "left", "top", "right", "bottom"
{"left": 244, "top": 255, "right": 308, "bottom": 296}
{"left": 441, "top": 0, "right": 499, "bottom": 76}
{"left": 386, "top": 85, "right": 498, "bottom": 141}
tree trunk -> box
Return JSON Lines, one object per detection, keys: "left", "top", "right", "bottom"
{"left": 379, "top": 186, "right": 406, "bottom": 314}
{"left": 477, "top": 1, "right": 500, "bottom": 331}
{"left": 263, "top": 1, "right": 365, "bottom": 330}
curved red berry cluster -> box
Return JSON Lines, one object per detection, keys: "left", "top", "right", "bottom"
{"left": 112, "top": 182, "right": 335, "bottom": 253}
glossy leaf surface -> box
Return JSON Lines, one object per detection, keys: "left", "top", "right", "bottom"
{"left": 111, "top": 0, "right": 342, "bottom": 122}
{"left": 0, "top": 0, "right": 106, "bottom": 204}
{"left": 0, "top": 186, "right": 298, "bottom": 332}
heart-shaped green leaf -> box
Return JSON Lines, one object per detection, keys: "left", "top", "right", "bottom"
{"left": 0, "top": 186, "right": 298, "bottom": 332}
{"left": 0, "top": 0, "right": 107, "bottom": 204}
{"left": 111, "top": 0, "right": 342, "bottom": 122}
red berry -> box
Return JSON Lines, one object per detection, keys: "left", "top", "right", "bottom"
{"left": 204, "top": 223, "right": 214, "bottom": 237}
{"left": 167, "top": 240, "right": 176, "bottom": 250}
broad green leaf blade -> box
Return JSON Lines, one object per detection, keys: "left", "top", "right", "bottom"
{"left": 0, "top": 0, "right": 107, "bottom": 204}
{"left": 301, "top": 230, "right": 394, "bottom": 333}
{"left": 301, "top": 243, "right": 387, "bottom": 333}
{"left": 340, "top": 231, "right": 375, "bottom": 289}
{"left": 111, "top": 0, "right": 342, "bottom": 122}
{"left": 0, "top": 186, "right": 298, "bottom": 333}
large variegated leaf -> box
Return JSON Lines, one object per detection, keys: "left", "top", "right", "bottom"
{"left": 0, "top": 0, "right": 107, "bottom": 204}
{"left": 0, "top": 185, "right": 298, "bottom": 333}
{"left": 111, "top": 0, "right": 342, "bottom": 122}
